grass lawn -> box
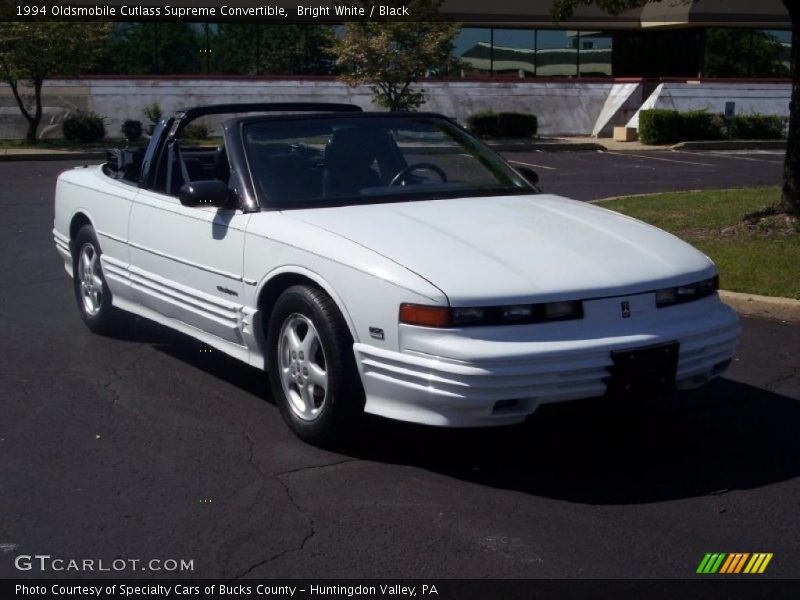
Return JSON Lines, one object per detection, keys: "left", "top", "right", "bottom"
{"left": 601, "top": 186, "right": 800, "bottom": 299}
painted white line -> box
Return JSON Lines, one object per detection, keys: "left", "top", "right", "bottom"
{"left": 510, "top": 160, "right": 557, "bottom": 171}
{"left": 604, "top": 151, "right": 715, "bottom": 167}
{"left": 698, "top": 151, "right": 785, "bottom": 164}
{"left": 704, "top": 149, "right": 784, "bottom": 156}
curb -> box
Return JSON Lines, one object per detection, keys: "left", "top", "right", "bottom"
{"left": 670, "top": 140, "right": 786, "bottom": 151}
{"left": 589, "top": 187, "right": 759, "bottom": 204}
{"left": 720, "top": 290, "right": 800, "bottom": 324}
{"left": 0, "top": 143, "right": 606, "bottom": 162}
{"left": 0, "top": 151, "right": 106, "bottom": 162}
{"left": 489, "top": 141, "right": 605, "bottom": 153}
{"left": 0, "top": 140, "right": 783, "bottom": 160}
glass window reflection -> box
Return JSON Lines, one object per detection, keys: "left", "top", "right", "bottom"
{"left": 492, "top": 29, "right": 536, "bottom": 76}
{"left": 536, "top": 30, "right": 578, "bottom": 77}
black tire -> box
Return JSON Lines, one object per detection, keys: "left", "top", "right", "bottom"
{"left": 267, "top": 285, "right": 365, "bottom": 446}
{"left": 71, "top": 225, "right": 120, "bottom": 335}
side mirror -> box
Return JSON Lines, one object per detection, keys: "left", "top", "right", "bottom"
{"left": 515, "top": 165, "right": 539, "bottom": 186}
{"left": 178, "top": 180, "right": 232, "bottom": 208}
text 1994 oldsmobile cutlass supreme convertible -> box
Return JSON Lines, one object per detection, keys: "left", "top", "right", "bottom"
{"left": 54, "top": 103, "right": 740, "bottom": 444}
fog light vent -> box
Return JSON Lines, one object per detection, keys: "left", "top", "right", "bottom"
{"left": 712, "top": 359, "right": 732, "bottom": 375}
{"left": 493, "top": 399, "right": 521, "bottom": 413}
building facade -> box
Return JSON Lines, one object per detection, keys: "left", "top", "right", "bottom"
{"left": 0, "top": 0, "right": 794, "bottom": 139}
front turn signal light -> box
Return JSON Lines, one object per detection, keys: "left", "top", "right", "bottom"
{"left": 656, "top": 275, "right": 719, "bottom": 308}
{"left": 399, "top": 303, "right": 451, "bottom": 328}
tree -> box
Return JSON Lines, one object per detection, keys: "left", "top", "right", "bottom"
{"left": 551, "top": 0, "right": 799, "bottom": 216}
{"left": 213, "top": 24, "right": 336, "bottom": 75}
{"left": 705, "top": 29, "right": 789, "bottom": 78}
{"left": 333, "top": 0, "right": 462, "bottom": 111}
{"left": 0, "top": 22, "right": 111, "bottom": 143}
{"left": 109, "top": 23, "right": 201, "bottom": 75}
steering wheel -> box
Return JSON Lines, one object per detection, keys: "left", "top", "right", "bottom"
{"left": 389, "top": 162, "right": 448, "bottom": 186}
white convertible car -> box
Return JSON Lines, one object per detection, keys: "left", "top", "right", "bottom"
{"left": 54, "top": 103, "right": 740, "bottom": 444}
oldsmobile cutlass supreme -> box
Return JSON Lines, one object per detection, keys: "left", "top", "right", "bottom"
{"left": 54, "top": 103, "right": 740, "bottom": 444}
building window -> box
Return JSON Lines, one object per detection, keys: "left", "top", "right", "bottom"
{"left": 454, "top": 28, "right": 493, "bottom": 75}
{"left": 578, "top": 31, "right": 613, "bottom": 76}
{"left": 705, "top": 28, "right": 791, "bottom": 78}
{"left": 446, "top": 27, "right": 617, "bottom": 78}
{"left": 759, "top": 29, "right": 791, "bottom": 77}
{"left": 535, "top": 29, "right": 579, "bottom": 77}
{"left": 492, "top": 29, "right": 536, "bottom": 76}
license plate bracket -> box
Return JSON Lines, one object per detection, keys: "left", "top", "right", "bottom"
{"left": 605, "top": 341, "right": 679, "bottom": 396}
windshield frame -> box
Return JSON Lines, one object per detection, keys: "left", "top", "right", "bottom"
{"left": 233, "top": 112, "right": 535, "bottom": 211}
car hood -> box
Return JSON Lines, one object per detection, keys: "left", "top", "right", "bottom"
{"left": 284, "top": 194, "right": 716, "bottom": 305}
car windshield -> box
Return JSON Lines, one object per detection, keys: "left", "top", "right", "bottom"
{"left": 241, "top": 116, "right": 532, "bottom": 209}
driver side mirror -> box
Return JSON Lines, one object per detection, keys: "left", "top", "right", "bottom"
{"left": 515, "top": 165, "right": 539, "bottom": 186}
{"left": 178, "top": 180, "right": 232, "bottom": 208}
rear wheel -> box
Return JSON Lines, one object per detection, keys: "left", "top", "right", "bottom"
{"left": 267, "top": 285, "right": 364, "bottom": 446}
{"left": 72, "top": 225, "right": 120, "bottom": 334}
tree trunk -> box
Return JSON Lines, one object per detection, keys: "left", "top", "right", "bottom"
{"left": 7, "top": 77, "right": 42, "bottom": 144}
{"left": 781, "top": 1, "right": 799, "bottom": 215}
{"left": 28, "top": 78, "right": 43, "bottom": 144}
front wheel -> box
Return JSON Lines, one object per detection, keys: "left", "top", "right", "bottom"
{"left": 71, "top": 225, "right": 120, "bottom": 335}
{"left": 267, "top": 285, "right": 364, "bottom": 446}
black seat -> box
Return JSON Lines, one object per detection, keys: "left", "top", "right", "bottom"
{"left": 322, "top": 128, "right": 381, "bottom": 198}
{"left": 213, "top": 146, "right": 230, "bottom": 183}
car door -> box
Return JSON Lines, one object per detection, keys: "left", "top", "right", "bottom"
{"left": 127, "top": 143, "right": 252, "bottom": 347}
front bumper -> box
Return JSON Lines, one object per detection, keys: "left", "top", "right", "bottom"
{"left": 354, "top": 295, "right": 740, "bottom": 427}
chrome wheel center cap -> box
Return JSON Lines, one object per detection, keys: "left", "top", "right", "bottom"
{"left": 278, "top": 313, "right": 329, "bottom": 422}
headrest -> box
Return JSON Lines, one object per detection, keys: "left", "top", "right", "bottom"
{"left": 213, "top": 146, "right": 229, "bottom": 181}
{"left": 324, "top": 128, "right": 377, "bottom": 169}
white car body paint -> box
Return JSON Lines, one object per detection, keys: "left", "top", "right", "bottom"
{"left": 55, "top": 165, "right": 740, "bottom": 427}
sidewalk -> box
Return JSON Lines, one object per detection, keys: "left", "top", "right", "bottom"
{"left": 0, "top": 147, "right": 107, "bottom": 161}
{"left": 0, "top": 137, "right": 786, "bottom": 161}
{"left": 1, "top": 139, "right": 607, "bottom": 161}
{"left": 558, "top": 136, "right": 787, "bottom": 152}
{"left": 486, "top": 138, "right": 605, "bottom": 152}
{"left": 557, "top": 136, "right": 657, "bottom": 151}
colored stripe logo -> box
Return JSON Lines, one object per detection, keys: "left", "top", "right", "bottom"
{"left": 697, "top": 553, "right": 773, "bottom": 574}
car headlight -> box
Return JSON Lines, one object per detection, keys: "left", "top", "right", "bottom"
{"left": 400, "top": 300, "right": 583, "bottom": 328}
{"left": 655, "top": 275, "right": 719, "bottom": 308}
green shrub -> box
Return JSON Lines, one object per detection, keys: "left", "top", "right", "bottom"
{"left": 183, "top": 122, "right": 211, "bottom": 140}
{"left": 497, "top": 112, "right": 538, "bottom": 138}
{"left": 638, "top": 109, "right": 681, "bottom": 144}
{"left": 144, "top": 103, "right": 162, "bottom": 125}
{"left": 639, "top": 109, "right": 724, "bottom": 145}
{"left": 62, "top": 112, "right": 106, "bottom": 143}
{"left": 467, "top": 111, "right": 500, "bottom": 137}
{"left": 728, "top": 114, "right": 786, "bottom": 140}
{"left": 121, "top": 119, "right": 143, "bottom": 142}
{"left": 680, "top": 110, "right": 725, "bottom": 142}
{"left": 467, "top": 111, "right": 538, "bottom": 138}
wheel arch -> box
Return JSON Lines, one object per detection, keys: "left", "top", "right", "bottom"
{"left": 254, "top": 267, "right": 359, "bottom": 367}
{"left": 68, "top": 211, "right": 95, "bottom": 253}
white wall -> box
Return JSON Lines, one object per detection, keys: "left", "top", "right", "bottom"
{"left": 0, "top": 77, "right": 618, "bottom": 139}
{"left": 0, "top": 78, "right": 791, "bottom": 140}
{"left": 591, "top": 83, "right": 643, "bottom": 137}
{"left": 627, "top": 82, "right": 792, "bottom": 129}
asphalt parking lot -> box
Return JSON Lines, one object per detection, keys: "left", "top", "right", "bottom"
{"left": 1, "top": 155, "right": 798, "bottom": 580}
{"left": 505, "top": 148, "right": 785, "bottom": 200}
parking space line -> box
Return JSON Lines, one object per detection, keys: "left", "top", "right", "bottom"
{"left": 604, "top": 151, "right": 715, "bottom": 167}
{"left": 693, "top": 151, "right": 786, "bottom": 164}
{"left": 510, "top": 160, "right": 557, "bottom": 171}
